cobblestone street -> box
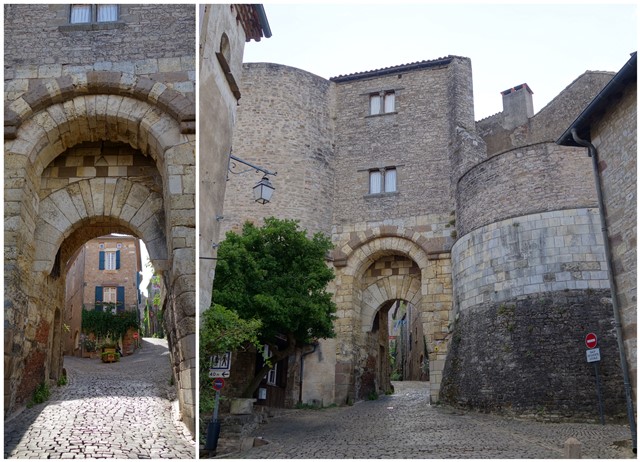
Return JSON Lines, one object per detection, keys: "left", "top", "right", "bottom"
{"left": 239, "top": 381, "right": 634, "bottom": 459}
{"left": 4, "top": 338, "right": 195, "bottom": 459}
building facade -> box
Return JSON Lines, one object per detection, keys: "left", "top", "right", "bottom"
{"left": 4, "top": 4, "right": 196, "bottom": 437}
{"left": 557, "top": 52, "right": 637, "bottom": 407}
{"left": 198, "top": 4, "right": 270, "bottom": 314}
{"left": 219, "top": 54, "right": 630, "bottom": 419}
{"left": 64, "top": 235, "right": 143, "bottom": 356}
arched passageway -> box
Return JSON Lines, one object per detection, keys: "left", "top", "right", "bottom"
{"left": 4, "top": 73, "right": 196, "bottom": 433}
{"left": 331, "top": 232, "right": 454, "bottom": 405}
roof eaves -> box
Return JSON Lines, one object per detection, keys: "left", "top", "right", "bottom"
{"left": 557, "top": 52, "right": 637, "bottom": 147}
{"left": 330, "top": 55, "right": 459, "bottom": 83}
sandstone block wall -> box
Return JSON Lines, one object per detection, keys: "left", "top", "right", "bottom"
{"left": 452, "top": 209, "right": 609, "bottom": 314}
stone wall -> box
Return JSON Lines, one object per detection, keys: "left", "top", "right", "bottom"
{"left": 223, "top": 63, "right": 335, "bottom": 237}
{"left": 198, "top": 4, "right": 251, "bottom": 312}
{"left": 591, "top": 80, "right": 637, "bottom": 398}
{"left": 331, "top": 60, "right": 472, "bottom": 224}
{"left": 456, "top": 144, "right": 597, "bottom": 236}
{"left": 4, "top": 4, "right": 196, "bottom": 437}
{"left": 440, "top": 289, "right": 627, "bottom": 419}
{"left": 4, "top": 4, "right": 195, "bottom": 103}
{"left": 452, "top": 209, "right": 610, "bottom": 314}
{"left": 477, "top": 72, "right": 613, "bottom": 157}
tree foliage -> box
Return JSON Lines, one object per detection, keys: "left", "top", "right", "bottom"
{"left": 199, "top": 303, "right": 262, "bottom": 357}
{"left": 212, "top": 218, "right": 337, "bottom": 396}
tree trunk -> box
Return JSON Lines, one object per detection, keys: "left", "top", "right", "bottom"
{"left": 241, "top": 335, "right": 296, "bottom": 398}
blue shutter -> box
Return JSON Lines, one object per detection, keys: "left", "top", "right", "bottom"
{"left": 99, "top": 251, "right": 105, "bottom": 270}
{"left": 115, "top": 250, "right": 121, "bottom": 270}
{"left": 95, "top": 286, "right": 103, "bottom": 311}
{"left": 117, "top": 286, "right": 125, "bottom": 313}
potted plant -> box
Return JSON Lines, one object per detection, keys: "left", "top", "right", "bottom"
{"left": 101, "top": 350, "right": 120, "bottom": 363}
{"left": 81, "top": 337, "right": 97, "bottom": 358}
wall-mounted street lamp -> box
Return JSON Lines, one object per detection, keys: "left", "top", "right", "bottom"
{"left": 228, "top": 153, "right": 277, "bottom": 204}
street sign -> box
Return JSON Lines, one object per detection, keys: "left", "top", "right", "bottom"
{"left": 209, "top": 352, "right": 232, "bottom": 379}
{"left": 585, "top": 332, "right": 598, "bottom": 349}
{"left": 208, "top": 370, "right": 231, "bottom": 378}
{"left": 212, "top": 378, "right": 225, "bottom": 391}
{"left": 586, "top": 348, "right": 601, "bottom": 363}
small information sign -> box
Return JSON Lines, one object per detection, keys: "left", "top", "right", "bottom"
{"left": 586, "top": 348, "right": 601, "bottom": 363}
{"left": 208, "top": 352, "right": 232, "bottom": 378}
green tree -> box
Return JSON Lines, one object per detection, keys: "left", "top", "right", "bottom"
{"left": 199, "top": 303, "right": 262, "bottom": 438}
{"left": 212, "top": 217, "right": 337, "bottom": 398}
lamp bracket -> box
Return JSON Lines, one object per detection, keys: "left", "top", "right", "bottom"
{"left": 228, "top": 153, "right": 277, "bottom": 178}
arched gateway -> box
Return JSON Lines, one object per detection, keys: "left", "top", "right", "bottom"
{"left": 332, "top": 230, "right": 454, "bottom": 404}
{"left": 4, "top": 72, "right": 196, "bottom": 433}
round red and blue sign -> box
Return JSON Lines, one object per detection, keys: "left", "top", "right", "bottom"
{"left": 212, "top": 377, "right": 225, "bottom": 391}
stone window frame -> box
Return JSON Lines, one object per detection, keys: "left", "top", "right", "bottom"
{"left": 366, "top": 89, "right": 399, "bottom": 117}
{"left": 59, "top": 4, "right": 126, "bottom": 32}
{"left": 362, "top": 165, "right": 402, "bottom": 198}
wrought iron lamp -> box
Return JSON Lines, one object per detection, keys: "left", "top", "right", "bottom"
{"left": 228, "top": 153, "right": 277, "bottom": 204}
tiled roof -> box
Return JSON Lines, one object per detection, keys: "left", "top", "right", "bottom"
{"left": 330, "top": 55, "right": 462, "bottom": 82}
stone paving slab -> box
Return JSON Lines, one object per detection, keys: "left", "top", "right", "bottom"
{"left": 237, "top": 381, "right": 634, "bottom": 459}
{"left": 4, "top": 338, "right": 195, "bottom": 459}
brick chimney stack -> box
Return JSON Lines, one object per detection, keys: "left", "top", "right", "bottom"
{"left": 501, "top": 83, "right": 534, "bottom": 129}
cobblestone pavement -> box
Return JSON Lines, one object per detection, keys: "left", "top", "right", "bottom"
{"left": 4, "top": 338, "right": 195, "bottom": 459}
{"left": 239, "top": 381, "right": 635, "bottom": 459}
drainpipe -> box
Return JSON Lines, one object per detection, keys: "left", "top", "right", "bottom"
{"left": 571, "top": 128, "right": 637, "bottom": 452}
{"left": 299, "top": 342, "right": 319, "bottom": 405}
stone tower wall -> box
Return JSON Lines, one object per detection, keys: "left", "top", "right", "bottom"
{"left": 441, "top": 73, "right": 627, "bottom": 419}
{"left": 223, "top": 63, "right": 335, "bottom": 237}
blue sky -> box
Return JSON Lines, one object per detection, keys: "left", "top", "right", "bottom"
{"left": 244, "top": 2, "right": 637, "bottom": 120}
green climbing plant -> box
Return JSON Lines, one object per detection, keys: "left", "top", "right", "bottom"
{"left": 82, "top": 308, "right": 139, "bottom": 340}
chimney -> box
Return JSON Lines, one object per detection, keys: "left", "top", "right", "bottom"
{"left": 501, "top": 83, "right": 534, "bottom": 129}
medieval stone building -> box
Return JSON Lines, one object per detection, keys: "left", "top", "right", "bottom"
{"left": 220, "top": 53, "right": 632, "bottom": 419}
{"left": 4, "top": 4, "right": 196, "bottom": 435}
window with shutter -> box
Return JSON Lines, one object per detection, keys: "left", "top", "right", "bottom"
{"left": 95, "top": 286, "right": 103, "bottom": 311}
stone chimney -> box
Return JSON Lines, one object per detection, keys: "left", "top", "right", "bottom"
{"left": 501, "top": 83, "right": 534, "bottom": 129}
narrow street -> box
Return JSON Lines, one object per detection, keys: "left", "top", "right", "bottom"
{"left": 239, "top": 381, "right": 634, "bottom": 459}
{"left": 4, "top": 338, "right": 195, "bottom": 459}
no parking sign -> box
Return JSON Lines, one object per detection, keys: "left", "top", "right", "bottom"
{"left": 212, "top": 377, "right": 225, "bottom": 391}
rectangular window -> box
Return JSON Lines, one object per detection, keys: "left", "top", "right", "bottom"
{"left": 103, "top": 286, "right": 117, "bottom": 303}
{"left": 385, "top": 168, "right": 397, "bottom": 192}
{"left": 70, "top": 4, "right": 91, "bottom": 23}
{"left": 97, "top": 4, "right": 118, "bottom": 22}
{"left": 369, "top": 91, "right": 395, "bottom": 115}
{"left": 369, "top": 167, "right": 397, "bottom": 194}
{"left": 70, "top": 4, "right": 118, "bottom": 24}
{"left": 369, "top": 170, "right": 383, "bottom": 194}
{"left": 105, "top": 251, "right": 117, "bottom": 270}
{"left": 267, "top": 363, "right": 278, "bottom": 386}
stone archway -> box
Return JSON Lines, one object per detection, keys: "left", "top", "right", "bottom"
{"left": 4, "top": 73, "right": 196, "bottom": 433}
{"left": 332, "top": 232, "right": 453, "bottom": 405}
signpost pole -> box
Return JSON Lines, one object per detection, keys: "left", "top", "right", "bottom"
{"left": 594, "top": 362, "right": 605, "bottom": 425}
{"left": 205, "top": 389, "right": 221, "bottom": 452}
